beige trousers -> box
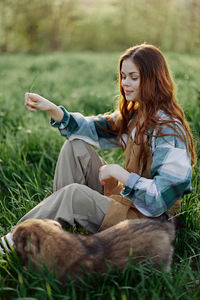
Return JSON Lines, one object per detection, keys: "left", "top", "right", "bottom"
{"left": 17, "top": 140, "right": 111, "bottom": 233}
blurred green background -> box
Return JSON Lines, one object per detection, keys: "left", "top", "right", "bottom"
{"left": 0, "top": 1, "right": 200, "bottom": 299}
{"left": 0, "top": 0, "right": 200, "bottom": 53}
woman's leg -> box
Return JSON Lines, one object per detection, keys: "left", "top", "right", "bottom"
{"left": 16, "top": 183, "right": 111, "bottom": 233}
{"left": 18, "top": 139, "right": 106, "bottom": 228}
{"left": 0, "top": 184, "right": 111, "bottom": 254}
{"left": 53, "top": 139, "right": 105, "bottom": 194}
{"left": 0, "top": 139, "right": 108, "bottom": 254}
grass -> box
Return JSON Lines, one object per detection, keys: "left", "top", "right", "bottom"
{"left": 0, "top": 51, "right": 200, "bottom": 299}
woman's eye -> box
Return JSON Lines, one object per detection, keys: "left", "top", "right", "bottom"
{"left": 131, "top": 77, "right": 138, "bottom": 81}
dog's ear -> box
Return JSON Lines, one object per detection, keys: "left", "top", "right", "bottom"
{"left": 24, "top": 232, "right": 40, "bottom": 257}
{"left": 13, "top": 227, "right": 28, "bottom": 256}
{"left": 13, "top": 227, "right": 40, "bottom": 257}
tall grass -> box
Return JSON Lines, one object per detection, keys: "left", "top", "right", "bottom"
{"left": 0, "top": 51, "right": 199, "bottom": 299}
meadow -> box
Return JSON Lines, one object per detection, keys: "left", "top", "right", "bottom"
{"left": 0, "top": 51, "right": 199, "bottom": 299}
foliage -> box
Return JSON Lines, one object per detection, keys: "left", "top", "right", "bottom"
{"left": 0, "top": 51, "right": 199, "bottom": 299}
{"left": 0, "top": 0, "right": 200, "bottom": 53}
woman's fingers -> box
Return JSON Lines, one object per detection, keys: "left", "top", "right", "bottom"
{"left": 25, "top": 93, "right": 40, "bottom": 111}
{"left": 25, "top": 93, "right": 40, "bottom": 105}
{"left": 26, "top": 104, "right": 37, "bottom": 112}
{"left": 24, "top": 93, "right": 46, "bottom": 112}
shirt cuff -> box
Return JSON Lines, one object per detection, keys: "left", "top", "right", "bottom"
{"left": 50, "top": 106, "right": 70, "bottom": 129}
{"left": 121, "top": 172, "right": 140, "bottom": 197}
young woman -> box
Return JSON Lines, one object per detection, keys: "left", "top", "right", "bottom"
{"left": 0, "top": 44, "right": 196, "bottom": 253}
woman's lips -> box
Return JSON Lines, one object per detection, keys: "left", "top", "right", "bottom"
{"left": 125, "top": 90, "right": 133, "bottom": 95}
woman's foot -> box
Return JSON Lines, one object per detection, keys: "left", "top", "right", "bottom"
{"left": 0, "top": 233, "right": 13, "bottom": 255}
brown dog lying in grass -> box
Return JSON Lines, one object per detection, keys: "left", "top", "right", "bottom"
{"left": 12, "top": 217, "right": 175, "bottom": 283}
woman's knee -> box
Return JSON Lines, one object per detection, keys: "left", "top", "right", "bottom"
{"left": 62, "top": 182, "right": 81, "bottom": 192}
{"left": 63, "top": 139, "right": 90, "bottom": 150}
{"left": 63, "top": 183, "right": 91, "bottom": 206}
{"left": 55, "top": 183, "right": 83, "bottom": 208}
{"left": 60, "top": 139, "right": 92, "bottom": 158}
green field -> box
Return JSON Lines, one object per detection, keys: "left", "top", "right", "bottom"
{"left": 0, "top": 52, "right": 199, "bottom": 299}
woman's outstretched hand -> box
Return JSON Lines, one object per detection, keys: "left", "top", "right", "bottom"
{"left": 99, "top": 164, "right": 130, "bottom": 185}
{"left": 25, "top": 93, "right": 64, "bottom": 122}
{"left": 25, "top": 93, "right": 55, "bottom": 112}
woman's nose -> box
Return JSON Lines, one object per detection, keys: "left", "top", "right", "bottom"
{"left": 122, "top": 77, "right": 130, "bottom": 85}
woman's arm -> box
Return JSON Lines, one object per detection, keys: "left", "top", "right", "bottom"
{"left": 121, "top": 128, "right": 192, "bottom": 217}
{"left": 25, "top": 93, "right": 120, "bottom": 148}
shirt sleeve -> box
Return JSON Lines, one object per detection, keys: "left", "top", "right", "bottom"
{"left": 50, "top": 106, "right": 120, "bottom": 148}
{"left": 121, "top": 125, "right": 193, "bottom": 217}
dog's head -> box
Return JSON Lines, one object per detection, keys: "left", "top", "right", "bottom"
{"left": 12, "top": 219, "right": 62, "bottom": 261}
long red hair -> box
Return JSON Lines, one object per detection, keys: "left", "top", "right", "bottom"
{"left": 114, "top": 44, "right": 196, "bottom": 167}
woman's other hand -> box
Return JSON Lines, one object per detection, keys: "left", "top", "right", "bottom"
{"left": 99, "top": 164, "right": 130, "bottom": 185}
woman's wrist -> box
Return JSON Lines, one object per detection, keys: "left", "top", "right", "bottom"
{"left": 47, "top": 105, "right": 64, "bottom": 122}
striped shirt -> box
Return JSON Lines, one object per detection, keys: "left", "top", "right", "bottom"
{"left": 51, "top": 107, "right": 192, "bottom": 217}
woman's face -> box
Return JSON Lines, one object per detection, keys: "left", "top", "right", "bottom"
{"left": 121, "top": 58, "right": 140, "bottom": 102}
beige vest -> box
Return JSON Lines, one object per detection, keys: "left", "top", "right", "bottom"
{"left": 100, "top": 119, "right": 181, "bottom": 231}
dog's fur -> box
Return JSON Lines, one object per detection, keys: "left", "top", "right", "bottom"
{"left": 12, "top": 217, "right": 175, "bottom": 282}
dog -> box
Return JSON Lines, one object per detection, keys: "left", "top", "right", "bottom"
{"left": 12, "top": 217, "right": 175, "bottom": 283}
